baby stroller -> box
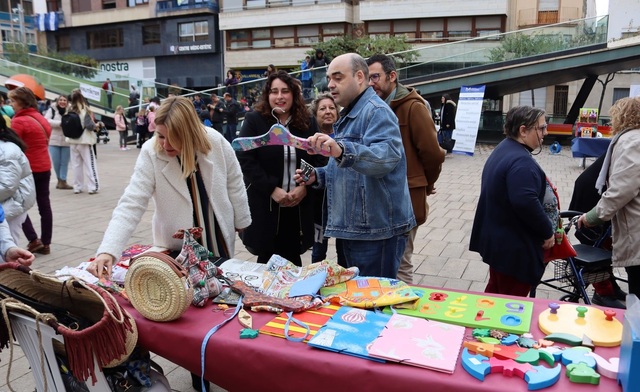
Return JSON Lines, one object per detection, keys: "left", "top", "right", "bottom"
{"left": 532, "top": 210, "right": 626, "bottom": 305}
{"left": 96, "top": 122, "right": 110, "bottom": 144}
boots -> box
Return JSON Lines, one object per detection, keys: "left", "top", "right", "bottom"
{"left": 56, "top": 179, "right": 73, "bottom": 190}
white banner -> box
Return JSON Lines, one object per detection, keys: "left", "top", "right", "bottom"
{"left": 79, "top": 83, "right": 102, "bottom": 102}
{"left": 452, "top": 85, "right": 485, "bottom": 156}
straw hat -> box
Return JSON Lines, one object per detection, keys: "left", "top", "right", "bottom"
{"left": 125, "top": 252, "right": 193, "bottom": 322}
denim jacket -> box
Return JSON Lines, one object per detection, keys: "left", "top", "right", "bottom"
{"left": 315, "top": 87, "right": 416, "bottom": 240}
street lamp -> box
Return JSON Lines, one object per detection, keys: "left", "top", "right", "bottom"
{"left": 11, "top": 3, "right": 25, "bottom": 43}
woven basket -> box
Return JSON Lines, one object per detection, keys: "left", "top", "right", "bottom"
{"left": 0, "top": 263, "right": 137, "bottom": 383}
{"left": 125, "top": 252, "right": 193, "bottom": 322}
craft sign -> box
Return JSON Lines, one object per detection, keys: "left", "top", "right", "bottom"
{"left": 385, "top": 287, "right": 534, "bottom": 334}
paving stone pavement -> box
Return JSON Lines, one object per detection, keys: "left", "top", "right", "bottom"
{"left": 0, "top": 133, "right": 627, "bottom": 392}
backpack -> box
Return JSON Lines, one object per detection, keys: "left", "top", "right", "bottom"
{"left": 61, "top": 112, "right": 85, "bottom": 139}
{"left": 136, "top": 115, "right": 148, "bottom": 127}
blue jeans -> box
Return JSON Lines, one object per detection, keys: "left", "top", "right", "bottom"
{"left": 339, "top": 234, "right": 408, "bottom": 278}
{"left": 226, "top": 123, "right": 237, "bottom": 143}
{"left": 49, "top": 145, "right": 70, "bottom": 181}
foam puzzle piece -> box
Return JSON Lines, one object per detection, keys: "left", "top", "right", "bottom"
{"left": 461, "top": 348, "right": 491, "bottom": 381}
{"left": 539, "top": 346, "right": 563, "bottom": 362}
{"left": 461, "top": 348, "right": 561, "bottom": 390}
{"left": 585, "top": 352, "right": 619, "bottom": 379}
{"left": 464, "top": 341, "right": 527, "bottom": 360}
{"left": 545, "top": 332, "right": 582, "bottom": 346}
{"left": 472, "top": 328, "right": 491, "bottom": 338}
{"left": 514, "top": 348, "right": 540, "bottom": 365}
{"left": 240, "top": 328, "right": 259, "bottom": 339}
{"left": 561, "top": 347, "right": 596, "bottom": 368}
{"left": 525, "top": 364, "right": 562, "bottom": 391}
{"left": 478, "top": 337, "right": 501, "bottom": 344}
{"left": 537, "top": 349, "right": 556, "bottom": 366}
{"left": 566, "top": 362, "right": 600, "bottom": 384}
{"left": 501, "top": 334, "right": 519, "bottom": 345}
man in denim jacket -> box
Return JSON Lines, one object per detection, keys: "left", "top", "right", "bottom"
{"left": 298, "top": 53, "right": 416, "bottom": 278}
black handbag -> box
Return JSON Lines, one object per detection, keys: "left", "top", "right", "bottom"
{"left": 440, "top": 138, "right": 456, "bottom": 152}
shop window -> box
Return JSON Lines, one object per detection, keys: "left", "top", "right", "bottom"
{"left": 87, "top": 29, "right": 123, "bottom": 49}
{"left": 143, "top": 24, "right": 161, "bottom": 45}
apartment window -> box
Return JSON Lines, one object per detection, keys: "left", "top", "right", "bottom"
{"left": 229, "top": 30, "right": 250, "bottom": 49}
{"left": 367, "top": 21, "right": 390, "bottom": 38}
{"left": 420, "top": 19, "right": 444, "bottom": 41}
{"left": 56, "top": 34, "right": 70, "bottom": 51}
{"left": 143, "top": 24, "right": 161, "bottom": 45}
{"left": 87, "top": 29, "right": 124, "bottom": 49}
{"left": 612, "top": 88, "right": 630, "bottom": 105}
{"left": 252, "top": 28, "right": 271, "bottom": 48}
{"left": 274, "top": 26, "right": 295, "bottom": 48}
{"left": 297, "top": 25, "right": 319, "bottom": 46}
{"left": 553, "top": 85, "right": 568, "bottom": 115}
{"left": 102, "top": 0, "right": 116, "bottom": 9}
{"left": 46, "top": 0, "right": 61, "bottom": 12}
{"left": 179, "top": 21, "right": 209, "bottom": 42}
{"left": 538, "top": 0, "right": 559, "bottom": 24}
{"left": 476, "top": 16, "right": 502, "bottom": 39}
{"left": 321, "top": 23, "right": 346, "bottom": 40}
{"left": 448, "top": 17, "right": 472, "bottom": 38}
{"left": 394, "top": 20, "right": 417, "bottom": 40}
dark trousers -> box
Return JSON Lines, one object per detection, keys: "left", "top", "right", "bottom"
{"left": 225, "top": 123, "right": 237, "bottom": 143}
{"left": 212, "top": 122, "right": 224, "bottom": 134}
{"left": 626, "top": 265, "right": 640, "bottom": 298}
{"left": 485, "top": 267, "right": 531, "bottom": 297}
{"left": 22, "top": 171, "right": 53, "bottom": 245}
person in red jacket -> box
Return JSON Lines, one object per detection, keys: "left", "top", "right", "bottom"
{"left": 8, "top": 87, "right": 53, "bottom": 255}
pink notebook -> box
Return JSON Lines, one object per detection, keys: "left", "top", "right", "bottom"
{"left": 368, "top": 314, "right": 465, "bottom": 374}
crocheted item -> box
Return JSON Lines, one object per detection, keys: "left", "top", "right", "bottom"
{"left": 173, "top": 228, "right": 224, "bottom": 307}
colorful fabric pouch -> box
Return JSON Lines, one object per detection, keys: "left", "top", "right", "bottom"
{"left": 320, "top": 276, "right": 419, "bottom": 309}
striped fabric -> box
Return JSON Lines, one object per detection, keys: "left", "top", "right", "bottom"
{"left": 186, "top": 163, "right": 229, "bottom": 258}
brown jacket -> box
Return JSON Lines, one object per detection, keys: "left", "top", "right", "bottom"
{"left": 389, "top": 85, "right": 445, "bottom": 225}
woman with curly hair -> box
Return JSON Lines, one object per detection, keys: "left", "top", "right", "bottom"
{"left": 578, "top": 96, "right": 640, "bottom": 298}
{"left": 236, "top": 70, "right": 322, "bottom": 265}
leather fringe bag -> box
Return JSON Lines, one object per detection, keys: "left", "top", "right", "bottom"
{"left": 0, "top": 263, "right": 137, "bottom": 384}
{"left": 543, "top": 178, "right": 577, "bottom": 263}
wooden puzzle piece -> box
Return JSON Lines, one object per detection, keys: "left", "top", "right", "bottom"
{"left": 566, "top": 362, "right": 600, "bottom": 385}
{"left": 238, "top": 308, "right": 253, "bottom": 329}
{"left": 585, "top": 352, "right": 619, "bottom": 379}
{"left": 561, "top": 347, "right": 596, "bottom": 368}
{"left": 538, "top": 303, "right": 622, "bottom": 347}
{"left": 231, "top": 123, "right": 330, "bottom": 156}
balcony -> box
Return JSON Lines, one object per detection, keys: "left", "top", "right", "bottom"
{"left": 156, "top": 0, "right": 219, "bottom": 14}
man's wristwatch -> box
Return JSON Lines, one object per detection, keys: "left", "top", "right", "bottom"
{"left": 336, "top": 142, "right": 345, "bottom": 161}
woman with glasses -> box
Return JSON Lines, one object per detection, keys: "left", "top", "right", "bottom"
{"left": 470, "top": 106, "right": 555, "bottom": 296}
{"left": 236, "top": 70, "right": 322, "bottom": 266}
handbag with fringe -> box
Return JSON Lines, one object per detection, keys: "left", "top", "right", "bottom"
{"left": 0, "top": 263, "right": 137, "bottom": 385}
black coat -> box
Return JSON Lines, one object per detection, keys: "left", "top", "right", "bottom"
{"left": 236, "top": 111, "right": 322, "bottom": 257}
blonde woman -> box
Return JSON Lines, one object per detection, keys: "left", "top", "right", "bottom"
{"left": 114, "top": 105, "right": 128, "bottom": 150}
{"left": 89, "top": 96, "right": 251, "bottom": 278}
{"left": 578, "top": 96, "right": 640, "bottom": 299}
{"left": 66, "top": 89, "right": 99, "bottom": 194}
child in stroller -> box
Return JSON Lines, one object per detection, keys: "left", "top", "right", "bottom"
{"left": 96, "top": 121, "right": 110, "bottom": 144}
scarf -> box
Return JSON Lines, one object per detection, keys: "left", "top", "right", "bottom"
{"left": 595, "top": 129, "right": 633, "bottom": 195}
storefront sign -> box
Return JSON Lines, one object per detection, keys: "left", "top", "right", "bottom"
{"left": 452, "top": 85, "right": 485, "bottom": 156}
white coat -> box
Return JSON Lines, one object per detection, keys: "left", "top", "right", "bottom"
{"left": 97, "top": 128, "right": 251, "bottom": 259}
{"left": 0, "top": 140, "right": 35, "bottom": 220}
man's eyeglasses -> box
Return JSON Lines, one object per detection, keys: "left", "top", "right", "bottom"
{"left": 535, "top": 124, "right": 548, "bottom": 133}
{"left": 369, "top": 73, "right": 382, "bottom": 83}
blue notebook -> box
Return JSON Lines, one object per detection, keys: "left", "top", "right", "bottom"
{"left": 307, "top": 306, "right": 390, "bottom": 362}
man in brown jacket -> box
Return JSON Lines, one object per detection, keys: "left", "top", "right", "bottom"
{"left": 367, "top": 54, "right": 445, "bottom": 284}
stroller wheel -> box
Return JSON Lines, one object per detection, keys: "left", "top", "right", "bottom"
{"left": 560, "top": 294, "right": 580, "bottom": 303}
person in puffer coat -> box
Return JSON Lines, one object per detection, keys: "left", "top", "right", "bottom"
{"left": 0, "top": 118, "right": 36, "bottom": 243}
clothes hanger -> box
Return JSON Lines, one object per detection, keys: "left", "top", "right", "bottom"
{"left": 231, "top": 107, "right": 330, "bottom": 156}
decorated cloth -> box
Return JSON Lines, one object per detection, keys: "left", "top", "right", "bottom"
{"left": 320, "top": 276, "right": 419, "bottom": 309}
{"left": 241, "top": 255, "right": 359, "bottom": 313}
{"left": 174, "top": 228, "right": 224, "bottom": 307}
